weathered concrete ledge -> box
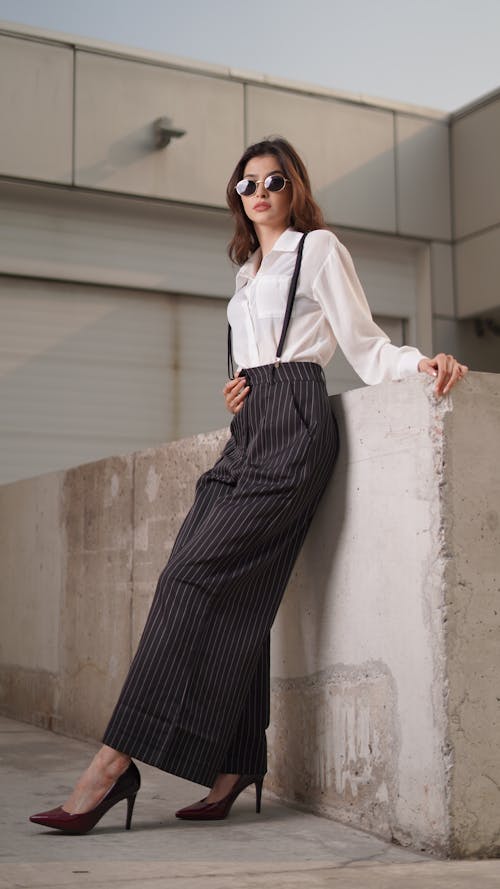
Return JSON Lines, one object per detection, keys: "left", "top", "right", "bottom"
{"left": 0, "top": 372, "right": 498, "bottom": 857}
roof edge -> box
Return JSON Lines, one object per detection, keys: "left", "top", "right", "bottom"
{"left": 451, "top": 86, "right": 500, "bottom": 121}
{"left": 0, "top": 18, "right": 450, "bottom": 122}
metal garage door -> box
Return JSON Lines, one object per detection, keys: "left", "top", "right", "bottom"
{"left": 0, "top": 278, "right": 230, "bottom": 484}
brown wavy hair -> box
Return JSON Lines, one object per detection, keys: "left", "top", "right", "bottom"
{"left": 226, "top": 137, "right": 326, "bottom": 265}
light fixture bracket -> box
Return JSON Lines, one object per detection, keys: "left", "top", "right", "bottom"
{"left": 153, "top": 117, "right": 186, "bottom": 149}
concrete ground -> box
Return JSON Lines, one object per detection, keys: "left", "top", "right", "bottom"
{"left": 0, "top": 716, "right": 499, "bottom": 889}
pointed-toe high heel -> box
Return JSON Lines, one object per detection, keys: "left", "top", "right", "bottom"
{"left": 175, "top": 774, "right": 264, "bottom": 821}
{"left": 29, "top": 760, "right": 141, "bottom": 834}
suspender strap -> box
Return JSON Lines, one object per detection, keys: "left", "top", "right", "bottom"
{"left": 227, "top": 232, "right": 308, "bottom": 377}
{"left": 227, "top": 324, "right": 234, "bottom": 380}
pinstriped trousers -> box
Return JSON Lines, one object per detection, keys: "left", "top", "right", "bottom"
{"left": 102, "top": 361, "right": 338, "bottom": 787}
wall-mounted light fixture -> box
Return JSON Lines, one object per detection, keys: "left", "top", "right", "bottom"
{"left": 153, "top": 117, "right": 186, "bottom": 149}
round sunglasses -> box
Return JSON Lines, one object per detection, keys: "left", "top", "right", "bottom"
{"left": 235, "top": 174, "right": 289, "bottom": 197}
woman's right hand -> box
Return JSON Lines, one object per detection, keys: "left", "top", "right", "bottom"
{"left": 223, "top": 375, "right": 250, "bottom": 414}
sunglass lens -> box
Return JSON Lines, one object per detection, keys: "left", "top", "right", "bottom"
{"left": 236, "top": 179, "right": 256, "bottom": 196}
{"left": 265, "top": 175, "right": 286, "bottom": 192}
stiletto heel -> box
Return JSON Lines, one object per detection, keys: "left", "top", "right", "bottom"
{"left": 255, "top": 776, "right": 263, "bottom": 814}
{"left": 125, "top": 792, "right": 137, "bottom": 830}
{"left": 29, "top": 761, "right": 141, "bottom": 834}
{"left": 175, "top": 774, "right": 264, "bottom": 821}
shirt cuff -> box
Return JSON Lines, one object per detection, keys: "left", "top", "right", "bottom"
{"left": 397, "top": 348, "right": 426, "bottom": 379}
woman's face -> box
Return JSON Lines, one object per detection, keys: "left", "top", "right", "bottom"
{"left": 239, "top": 154, "right": 292, "bottom": 233}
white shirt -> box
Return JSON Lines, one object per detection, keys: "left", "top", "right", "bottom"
{"left": 227, "top": 228, "right": 426, "bottom": 384}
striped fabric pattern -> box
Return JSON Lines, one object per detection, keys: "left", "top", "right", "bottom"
{"left": 103, "top": 361, "right": 338, "bottom": 787}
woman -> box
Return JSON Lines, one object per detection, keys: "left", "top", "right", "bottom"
{"left": 30, "top": 137, "right": 468, "bottom": 833}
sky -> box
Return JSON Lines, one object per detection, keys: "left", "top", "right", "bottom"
{"left": 0, "top": 0, "right": 499, "bottom": 112}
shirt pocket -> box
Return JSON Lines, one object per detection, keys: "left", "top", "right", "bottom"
{"left": 253, "top": 274, "right": 291, "bottom": 319}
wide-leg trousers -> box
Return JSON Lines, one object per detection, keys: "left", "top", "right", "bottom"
{"left": 102, "top": 361, "right": 339, "bottom": 787}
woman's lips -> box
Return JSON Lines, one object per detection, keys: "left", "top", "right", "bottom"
{"left": 253, "top": 202, "right": 271, "bottom": 210}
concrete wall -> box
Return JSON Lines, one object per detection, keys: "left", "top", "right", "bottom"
{"left": 441, "top": 372, "right": 500, "bottom": 857}
{"left": 0, "top": 372, "right": 498, "bottom": 858}
{"left": 268, "top": 372, "right": 500, "bottom": 858}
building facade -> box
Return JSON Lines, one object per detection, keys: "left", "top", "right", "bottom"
{"left": 1, "top": 20, "right": 499, "bottom": 484}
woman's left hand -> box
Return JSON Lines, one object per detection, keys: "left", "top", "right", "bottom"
{"left": 418, "top": 353, "right": 468, "bottom": 396}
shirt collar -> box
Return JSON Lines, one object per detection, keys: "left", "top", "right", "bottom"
{"left": 271, "top": 228, "right": 305, "bottom": 253}
{"left": 236, "top": 228, "right": 304, "bottom": 286}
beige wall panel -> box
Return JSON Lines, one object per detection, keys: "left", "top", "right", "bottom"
{"left": 430, "top": 242, "right": 454, "bottom": 317}
{"left": 455, "top": 226, "right": 500, "bottom": 317}
{"left": 0, "top": 278, "right": 176, "bottom": 484}
{"left": 75, "top": 52, "right": 243, "bottom": 204}
{"left": 452, "top": 98, "right": 500, "bottom": 239}
{"left": 0, "top": 181, "right": 235, "bottom": 297}
{"left": 340, "top": 230, "right": 418, "bottom": 318}
{"left": 396, "top": 116, "right": 451, "bottom": 240}
{"left": 246, "top": 87, "right": 396, "bottom": 231}
{"left": 0, "top": 35, "right": 73, "bottom": 182}
{"left": 175, "top": 296, "right": 231, "bottom": 438}
{"left": 0, "top": 276, "right": 231, "bottom": 485}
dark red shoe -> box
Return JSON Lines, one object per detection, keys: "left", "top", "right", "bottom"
{"left": 175, "top": 774, "right": 264, "bottom": 821}
{"left": 29, "top": 761, "right": 141, "bottom": 834}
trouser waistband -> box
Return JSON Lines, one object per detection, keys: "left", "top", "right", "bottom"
{"left": 238, "top": 361, "right": 325, "bottom": 384}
